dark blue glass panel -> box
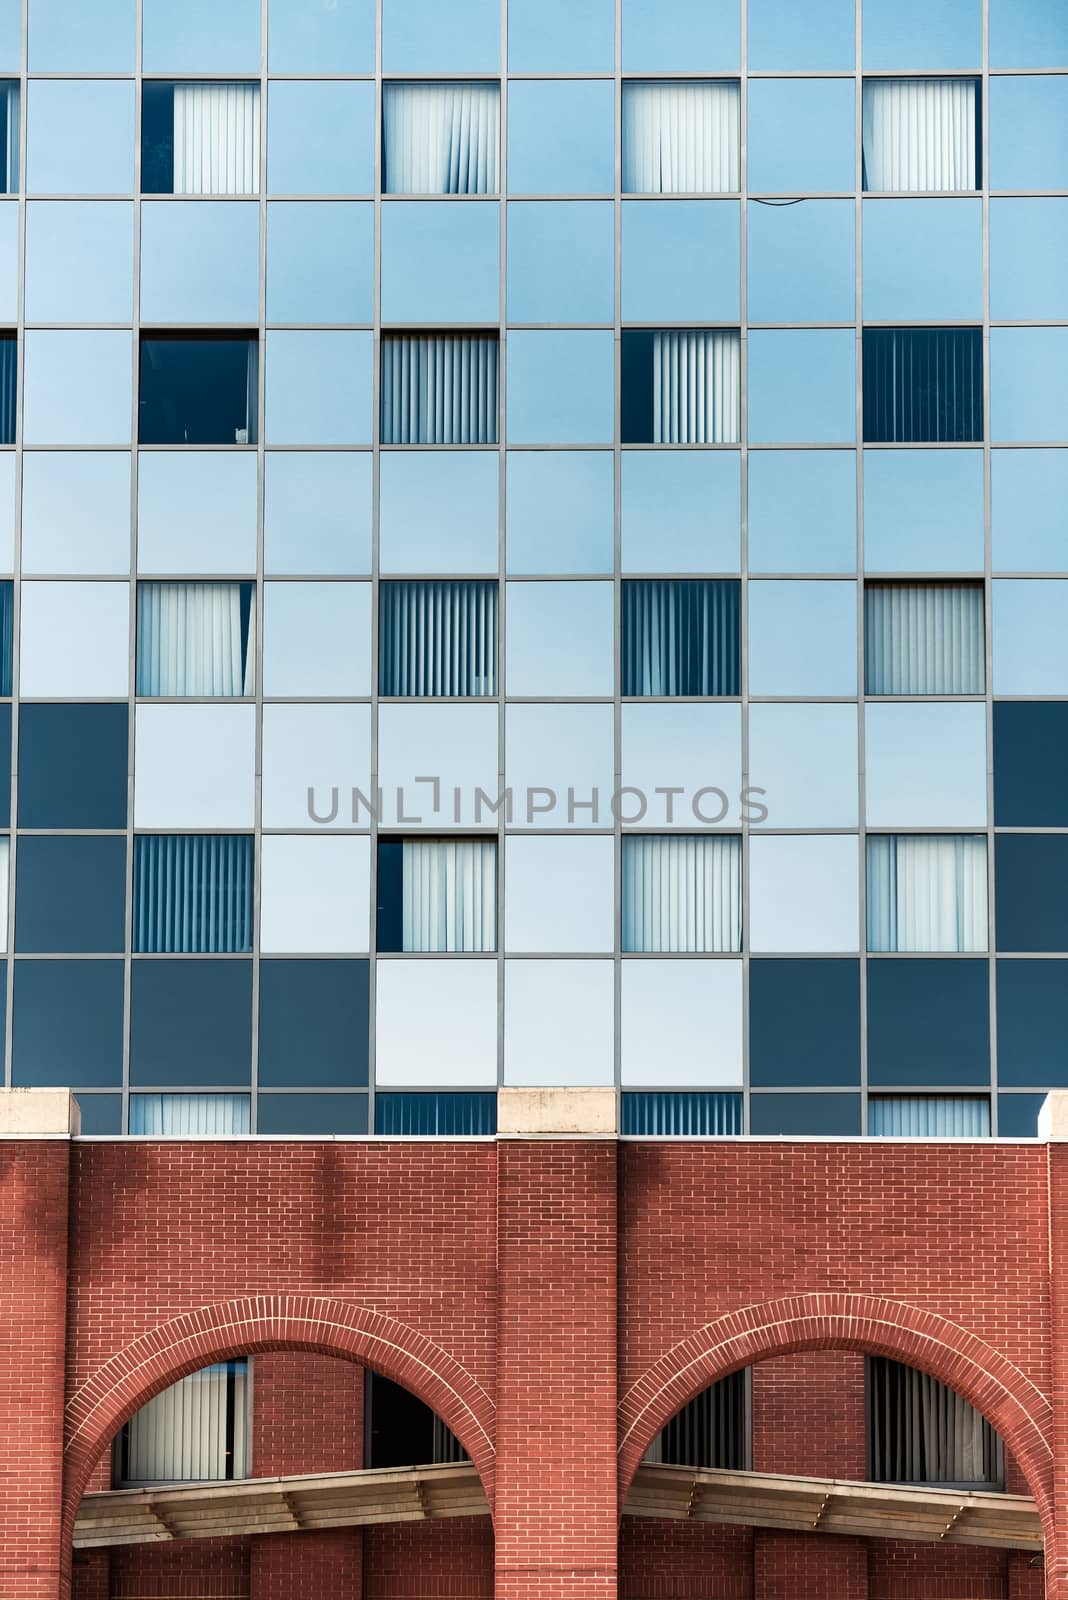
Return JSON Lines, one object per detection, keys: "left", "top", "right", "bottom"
{"left": 15, "top": 835, "right": 126, "bottom": 952}
{"left": 749, "top": 1092, "right": 861, "bottom": 1134}
{"left": 0, "top": 704, "right": 10, "bottom": 828}
{"left": 863, "top": 328, "right": 983, "bottom": 443}
{"left": 997, "top": 1093, "right": 1047, "bottom": 1138}
{"left": 749, "top": 959, "right": 861, "bottom": 1086}
{"left": 995, "top": 836, "right": 1068, "bottom": 953}
{"left": 139, "top": 334, "right": 258, "bottom": 445}
{"left": 376, "top": 841, "right": 404, "bottom": 953}
{"left": 993, "top": 702, "right": 1068, "bottom": 827}
{"left": 621, "top": 580, "right": 741, "bottom": 696}
{"left": 0, "top": 336, "right": 15, "bottom": 445}
{"left": 375, "top": 1091, "right": 497, "bottom": 1135}
{"left": 12, "top": 959, "right": 124, "bottom": 1086}
{"left": 620, "top": 1092, "right": 742, "bottom": 1135}
{"left": 74, "top": 1093, "right": 123, "bottom": 1133}
{"left": 18, "top": 704, "right": 128, "bottom": 829}
{"left": 258, "top": 959, "right": 369, "bottom": 1086}
{"left": 867, "top": 958, "right": 990, "bottom": 1085}
{"left": 140, "top": 81, "right": 174, "bottom": 192}
{"left": 0, "top": 581, "right": 12, "bottom": 694}
{"left": 996, "top": 960, "right": 1068, "bottom": 1085}
{"left": 130, "top": 958, "right": 252, "bottom": 1085}
{"left": 256, "top": 1092, "right": 369, "bottom": 1134}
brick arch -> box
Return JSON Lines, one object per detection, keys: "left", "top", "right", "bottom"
{"left": 618, "top": 1291, "right": 1055, "bottom": 1538}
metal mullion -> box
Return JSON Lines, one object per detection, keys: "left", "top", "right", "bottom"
{"left": 249, "top": 0, "right": 268, "bottom": 1135}
{"left": 739, "top": 0, "right": 749, "bottom": 1132}
{"left": 612, "top": 0, "right": 622, "bottom": 1121}
{"left": 497, "top": 0, "right": 507, "bottom": 1098}
{"left": 854, "top": 0, "right": 868, "bottom": 1131}
{"left": 981, "top": 0, "right": 997, "bottom": 1132}
{"left": 367, "top": 0, "right": 383, "bottom": 1135}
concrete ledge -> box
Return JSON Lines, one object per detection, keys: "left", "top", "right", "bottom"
{"left": 0, "top": 1088, "right": 80, "bottom": 1137}
{"left": 497, "top": 1087, "right": 617, "bottom": 1137}
{"left": 1039, "top": 1092, "right": 1068, "bottom": 1140}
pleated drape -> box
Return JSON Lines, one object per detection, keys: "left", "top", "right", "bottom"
{"left": 868, "top": 1095, "right": 991, "bottom": 1137}
{"left": 623, "top": 81, "right": 740, "bottom": 193}
{"left": 0, "top": 337, "right": 16, "bottom": 446}
{"left": 652, "top": 331, "right": 741, "bottom": 444}
{"left": 645, "top": 1372, "right": 746, "bottom": 1469}
{"left": 865, "top": 583, "right": 985, "bottom": 695}
{"left": 622, "top": 1091, "right": 743, "bottom": 1136}
{"left": 379, "top": 579, "right": 497, "bottom": 696}
{"left": 866, "top": 834, "right": 988, "bottom": 952}
{"left": 134, "top": 835, "right": 254, "bottom": 953}
{"left": 136, "top": 582, "right": 255, "bottom": 696}
{"left": 381, "top": 335, "right": 499, "bottom": 444}
{"left": 401, "top": 839, "right": 497, "bottom": 952}
{"left": 173, "top": 83, "right": 260, "bottom": 195}
{"left": 622, "top": 834, "right": 742, "bottom": 953}
{"left": 863, "top": 327, "right": 983, "bottom": 442}
{"left": 868, "top": 1357, "right": 1000, "bottom": 1486}
{"left": 863, "top": 78, "right": 978, "bottom": 192}
{"left": 375, "top": 1092, "right": 498, "bottom": 1135}
{"left": 623, "top": 579, "right": 740, "bottom": 696}
{"left": 120, "top": 1359, "right": 249, "bottom": 1484}
{"left": 129, "top": 1094, "right": 252, "bottom": 1136}
{"left": 383, "top": 83, "right": 499, "bottom": 193}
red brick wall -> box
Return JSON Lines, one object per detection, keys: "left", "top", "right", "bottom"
{"left": 364, "top": 1521, "right": 494, "bottom": 1599}
{"left": 251, "top": 1351, "right": 364, "bottom": 1476}
{"left": 107, "top": 1538, "right": 250, "bottom": 1598}
{"left": 752, "top": 1350, "right": 868, "bottom": 1478}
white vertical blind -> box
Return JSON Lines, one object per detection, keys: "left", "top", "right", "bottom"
{"left": 381, "top": 335, "right": 499, "bottom": 445}
{"left": 137, "top": 582, "right": 255, "bottom": 697}
{"left": 623, "top": 81, "right": 740, "bottom": 193}
{"left": 622, "top": 835, "right": 742, "bottom": 953}
{"left": 383, "top": 83, "right": 499, "bottom": 194}
{"left": 2, "top": 83, "right": 18, "bottom": 193}
{"left": 402, "top": 840, "right": 497, "bottom": 952}
{"left": 867, "top": 835, "right": 988, "bottom": 953}
{"left": 121, "top": 1361, "right": 249, "bottom": 1484}
{"left": 129, "top": 1095, "right": 251, "bottom": 1135}
{"left": 868, "top": 1096, "right": 991, "bottom": 1137}
{"left": 173, "top": 83, "right": 261, "bottom": 195}
{"left": 866, "top": 583, "right": 985, "bottom": 695}
{"left": 869, "top": 1358, "right": 1000, "bottom": 1486}
{"left": 862, "top": 79, "right": 978, "bottom": 192}
{"left": 653, "top": 331, "right": 740, "bottom": 444}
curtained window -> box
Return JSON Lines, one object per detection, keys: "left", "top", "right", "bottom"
{"left": 645, "top": 1371, "right": 748, "bottom": 1469}
{"left": 375, "top": 1091, "right": 497, "bottom": 1135}
{"left": 868, "top": 1095, "right": 991, "bottom": 1137}
{"left": 377, "top": 838, "right": 498, "bottom": 953}
{"left": 129, "top": 1094, "right": 252, "bottom": 1136}
{"left": 381, "top": 333, "right": 499, "bottom": 445}
{"left": 622, "top": 579, "right": 740, "bottom": 696}
{"left": 0, "top": 335, "right": 15, "bottom": 446}
{"left": 868, "top": 1357, "right": 1001, "bottom": 1487}
{"left": 134, "top": 835, "right": 254, "bottom": 954}
{"left": 379, "top": 579, "right": 497, "bottom": 696}
{"left": 621, "top": 1091, "right": 743, "bottom": 1136}
{"left": 0, "top": 579, "right": 12, "bottom": 693}
{"left": 865, "top": 583, "right": 985, "bottom": 696}
{"left": 139, "top": 334, "right": 259, "bottom": 445}
{"left": 863, "top": 327, "right": 983, "bottom": 443}
{"left": 383, "top": 83, "right": 499, "bottom": 193}
{"left": 622, "top": 835, "right": 742, "bottom": 953}
{"left": 0, "top": 82, "right": 16, "bottom": 193}
{"left": 622, "top": 329, "right": 741, "bottom": 444}
{"left": 623, "top": 81, "right": 740, "bottom": 193}
{"left": 863, "top": 78, "right": 979, "bottom": 192}
{"left": 142, "top": 82, "right": 261, "bottom": 195}
{"left": 867, "top": 834, "right": 988, "bottom": 953}
{"left": 114, "top": 1359, "right": 249, "bottom": 1485}
{"left": 136, "top": 582, "right": 256, "bottom": 697}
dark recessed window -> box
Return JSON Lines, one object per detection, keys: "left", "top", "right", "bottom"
{"left": 0, "top": 336, "right": 14, "bottom": 446}
{"left": 749, "top": 960, "right": 861, "bottom": 1087}
{"left": 863, "top": 327, "right": 983, "bottom": 443}
{"left": 139, "top": 333, "right": 259, "bottom": 445}
{"left": 868, "top": 1357, "right": 1001, "bottom": 1488}
{"left": 377, "top": 838, "right": 497, "bottom": 952}
{"left": 0, "top": 582, "right": 12, "bottom": 695}
{"left": 255, "top": 1093, "right": 369, "bottom": 1135}
{"left": 993, "top": 702, "right": 1068, "bottom": 827}
{"left": 134, "top": 835, "right": 254, "bottom": 954}
{"left": 367, "top": 1372, "right": 467, "bottom": 1469}
{"left": 258, "top": 960, "right": 369, "bottom": 1087}
{"left": 375, "top": 1092, "right": 497, "bottom": 1135}
{"left": 136, "top": 582, "right": 256, "bottom": 697}
{"left": 0, "top": 83, "right": 17, "bottom": 194}
{"left": 865, "top": 582, "right": 985, "bottom": 696}
{"left": 622, "top": 328, "right": 741, "bottom": 443}
{"left": 622, "top": 579, "right": 740, "bottom": 696}
{"left": 379, "top": 579, "right": 497, "bottom": 696}
{"left": 862, "top": 79, "right": 980, "bottom": 192}
{"left": 130, "top": 959, "right": 253, "bottom": 1086}
{"left": 141, "top": 82, "right": 260, "bottom": 195}
{"left": 383, "top": 83, "right": 499, "bottom": 194}
{"left": 621, "top": 1091, "right": 743, "bottom": 1136}
{"left": 381, "top": 333, "right": 498, "bottom": 445}
{"left": 15, "top": 835, "right": 127, "bottom": 953}
{"left": 644, "top": 1372, "right": 748, "bottom": 1470}
{"left": 115, "top": 1361, "right": 249, "bottom": 1485}
{"left": 18, "top": 704, "right": 128, "bottom": 830}
{"left": 749, "top": 1092, "right": 861, "bottom": 1135}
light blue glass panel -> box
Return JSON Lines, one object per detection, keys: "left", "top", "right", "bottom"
{"left": 0, "top": 452, "right": 16, "bottom": 569}
{"left": 991, "top": 201, "right": 1068, "bottom": 322}
{"left": 747, "top": 451, "right": 856, "bottom": 574}
{"left": 507, "top": 452, "right": 614, "bottom": 574}
{"left": 267, "top": 82, "right": 375, "bottom": 195}
{"left": 508, "top": 0, "right": 614, "bottom": 72}
{"left": 865, "top": 703, "right": 987, "bottom": 827}
{"left": 506, "top": 331, "right": 614, "bottom": 446}
{"left": 505, "top": 703, "right": 614, "bottom": 829}
{"left": 380, "top": 452, "right": 498, "bottom": 573}
{"left": 991, "top": 0, "right": 1068, "bottom": 66}
{"left": 138, "top": 453, "right": 258, "bottom": 574}
{"left": 262, "top": 702, "right": 371, "bottom": 828}
{"left": 623, "top": 200, "right": 739, "bottom": 323}
{"left": 27, "top": 81, "right": 134, "bottom": 195}
{"left": 268, "top": 0, "right": 374, "bottom": 72}
{"left": 864, "top": 450, "right": 984, "bottom": 571}
{"left": 23, "top": 331, "right": 131, "bottom": 446}
{"left": 992, "top": 451, "right": 1068, "bottom": 573}
{"left": 263, "top": 582, "right": 372, "bottom": 697}
{"left": 863, "top": 199, "right": 982, "bottom": 321}
{"left": 0, "top": 2, "right": 18, "bottom": 69}
{"left": 508, "top": 202, "right": 614, "bottom": 324}
{"left": 143, "top": 0, "right": 261, "bottom": 72}
{"left": 863, "top": 0, "right": 980, "bottom": 69}
{"left": 29, "top": 0, "right": 134, "bottom": 69}
{"left": 748, "top": 580, "right": 857, "bottom": 696}
{"left": 993, "top": 580, "right": 1068, "bottom": 694}
{"left": 0, "top": 203, "right": 14, "bottom": 323}
{"left": 267, "top": 203, "right": 373, "bottom": 324}
{"left": 378, "top": 703, "right": 498, "bottom": 828}
{"left": 383, "top": 0, "right": 498, "bottom": 71}
{"left": 747, "top": 80, "right": 854, "bottom": 193}
{"left": 748, "top": 200, "right": 853, "bottom": 323}
{"left": 621, "top": 452, "right": 740, "bottom": 573}
{"left": 748, "top": 0, "right": 854, "bottom": 69}
{"left": 22, "top": 452, "right": 131, "bottom": 574}
{"left": 748, "top": 330, "right": 855, "bottom": 445}
{"left": 381, "top": 202, "right": 499, "bottom": 324}
{"left": 507, "top": 81, "right": 615, "bottom": 196}
{"left": 265, "top": 331, "right": 373, "bottom": 447}
{"left": 622, "top": 0, "right": 739, "bottom": 72}
{"left": 265, "top": 453, "right": 372, "bottom": 575}
{"left": 991, "top": 329, "right": 1068, "bottom": 445}
{"left": 506, "top": 582, "right": 614, "bottom": 697}
{"left": 140, "top": 202, "right": 259, "bottom": 324}
{"left": 749, "top": 835, "right": 859, "bottom": 953}
{"left": 620, "top": 703, "right": 741, "bottom": 827}
{"left": 25, "top": 203, "right": 132, "bottom": 324}
{"left": 749, "top": 703, "right": 859, "bottom": 828}
{"left": 990, "top": 78, "right": 1068, "bottom": 191}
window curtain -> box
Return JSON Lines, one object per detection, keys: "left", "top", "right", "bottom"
{"left": 0, "top": 337, "right": 15, "bottom": 446}
{"left": 375, "top": 1092, "right": 497, "bottom": 1135}
{"left": 869, "top": 1357, "right": 1000, "bottom": 1486}
{"left": 401, "top": 839, "right": 497, "bottom": 952}
{"left": 622, "top": 1091, "right": 743, "bottom": 1136}
{"left": 0, "top": 578, "right": 13, "bottom": 692}
{"left": 862, "top": 79, "right": 978, "bottom": 192}
{"left": 129, "top": 1094, "right": 251, "bottom": 1136}
{"left": 863, "top": 327, "right": 983, "bottom": 443}
{"left": 173, "top": 83, "right": 260, "bottom": 195}
{"left": 623, "top": 579, "right": 740, "bottom": 696}
{"left": 0, "top": 83, "right": 17, "bottom": 194}
{"left": 383, "top": 83, "right": 499, "bottom": 194}
{"left": 623, "top": 81, "right": 740, "bottom": 193}
{"left": 867, "top": 834, "right": 987, "bottom": 952}
{"left": 865, "top": 583, "right": 985, "bottom": 695}
{"left": 622, "top": 835, "right": 742, "bottom": 953}
{"left": 119, "top": 1360, "right": 249, "bottom": 1484}
{"left": 654, "top": 331, "right": 740, "bottom": 444}
{"left": 645, "top": 1372, "right": 747, "bottom": 1469}
{"left": 134, "top": 835, "right": 254, "bottom": 953}
{"left": 381, "top": 335, "right": 499, "bottom": 445}
{"left": 379, "top": 579, "right": 497, "bottom": 696}
{"left": 136, "top": 582, "right": 255, "bottom": 696}
{"left": 868, "top": 1096, "right": 991, "bottom": 1137}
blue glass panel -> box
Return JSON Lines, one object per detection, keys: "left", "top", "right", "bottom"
{"left": 25, "top": 331, "right": 129, "bottom": 447}
{"left": 749, "top": 960, "right": 861, "bottom": 1086}
{"left": 506, "top": 331, "right": 614, "bottom": 445}
{"left": 991, "top": 201, "right": 1068, "bottom": 322}
{"left": 26, "top": 203, "right": 133, "bottom": 325}
{"left": 18, "top": 704, "right": 127, "bottom": 829}
{"left": 509, "top": 202, "right": 614, "bottom": 324}
{"left": 12, "top": 960, "right": 124, "bottom": 1086}
{"left": 27, "top": 80, "right": 135, "bottom": 194}
{"left": 991, "top": 330, "right": 1068, "bottom": 445}
{"left": 748, "top": 200, "right": 853, "bottom": 323}
{"left": 134, "top": 836, "right": 253, "bottom": 954}
{"left": 621, "top": 1092, "right": 743, "bottom": 1135}
{"left": 747, "top": 80, "right": 855, "bottom": 192}
{"left": 268, "top": 0, "right": 374, "bottom": 72}
{"left": 375, "top": 1092, "right": 497, "bottom": 1134}
{"left": 749, "top": 1093, "right": 861, "bottom": 1134}
{"left": 382, "top": 202, "right": 499, "bottom": 324}
{"left": 990, "top": 0, "right": 1068, "bottom": 66}
{"left": 864, "top": 449, "right": 984, "bottom": 572}
{"left": 259, "top": 960, "right": 369, "bottom": 1086}
{"left": 622, "top": 0, "right": 739, "bottom": 72}
{"left": 380, "top": 452, "right": 498, "bottom": 574}
{"left": 264, "top": 452, "right": 372, "bottom": 576}
{"left": 748, "top": 0, "right": 853, "bottom": 69}
{"left": 993, "top": 580, "right": 1068, "bottom": 694}
{"left": 143, "top": 0, "right": 261, "bottom": 73}
{"left": 265, "top": 331, "right": 372, "bottom": 447}
{"left": 267, "top": 82, "right": 375, "bottom": 195}
{"left": 863, "top": 199, "right": 982, "bottom": 322}
{"left": 997, "top": 961, "right": 1068, "bottom": 1087}
{"left": 997, "top": 1094, "right": 1047, "bottom": 1138}
{"left": 508, "top": 0, "right": 614, "bottom": 72}
{"left": 507, "top": 81, "right": 615, "bottom": 195}
{"left": 990, "top": 77, "right": 1068, "bottom": 190}
{"left": 15, "top": 836, "right": 126, "bottom": 953}
{"left": 267, "top": 203, "right": 373, "bottom": 325}
{"left": 130, "top": 959, "right": 253, "bottom": 1086}
{"left": 29, "top": 0, "right": 134, "bottom": 69}
{"left": 75, "top": 1094, "right": 123, "bottom": 1134}
{"left": 748, "top": 451, "right": 856, "bottom": 574}
{"left": 507, "top": 452, "right": 614, "bottom": 575}
{"left": 256, "top": 1093, "right": 369, "bottom": 1134}
{"left": 992, "top": 451, "right": 1068, "bottom": 573}
{"left": 863, "top": 0, "right": 980, "bottom": 69}
{"left": 994, "top": 703, "right": 1068, "bottom": 828}
{"left": 995, "top": 836, "right": 1068, "bottom": 953}
{"left": 140, "top": 202, "right": 259, "bottom": 324}
{"left": 622, "top": 452, "right": 741, "bottom": 574}
{"left": 383, "top": 0, "right": 499, "bottom": 72}
{"left": 748, "top": 330, "right": 855, "bottom": 445}
{"left": 748, "top": 580, "right": 857, "bottom": 696}
{"left": 867, "top": 959, "right": 989, "bottom": 1085}
{"left": 0, "top": 3, "right": 18, "bottom": 69}
{"left": 623, "top": 201, "right": 739, "bottom": 323}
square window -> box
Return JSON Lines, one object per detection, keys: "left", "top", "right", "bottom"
{"left": 862, "top": 0, "right": 980, "bottom": 70}
{"left": 995, "top": 836, "right": 1068, "bottom": 953}
{"left": 261, "top": 703, "right": 371, "bottom": 830}
{"left": 375, "top": 958, "right": 497, "bottom": 1085}
{"left": 383, "top": 0, "right": 499, "bottom": 73}
{"left": 748, "top": 330, "right": 855, "bottom": 445}
{"left": 24, "top": 330, "right": 131, "bottom": 447}
{"left": 379, "top": 703, "right": 499, "bottom": 829}
{"left": 19, "top": 704, "right": 127, "bottom": 830}
{"left": 263, "top": 582, "right": 371, "bottom": 697}
{"left": 862, "top": 80, "right": 980, "bottom": 190}
{"left": 867, "top": 835, "right": 988, "bottom": 953}
{"left": 622, "top": 329, "right": 740, "bottom": 446}
{"left": 748, "top": 704, "right": 859, "bottom": 829}
{"left": 507, "top": 452, "right": 614, "bottom": 575}
{"left": 507, "top": 81, "right": 614, "bottom": 195}
{"left": 382, "top": 334, "right": 498, "bottom": 446}
{"left": 622, "top": 452, "right": 741, "bottom": 574}
{"left": 22, "top": 453, "right": 132, "bottom": 576}
{"left": 268, "top": 0, "right": 375, "bottom": 73}
{"left": 265, "top": 331, "right": 372, "bottom": 448}
{"left": 993, "top": 580, "right": 1068, "bottom": 695}
{"left": 259, "top": 960, "right": 369, "bottom": 1087}
{"left": 748, "top": 200, "right": 854, "bottom": 323}
{"left": 140, "top": 202, "right": 259, "bottom": 324}
{"left": 747, "top": 79, "right": 855, "bottom": 192}
{"left": 504, "top": 959, "right": 614, "bottom": 1085}
{"left": 864, "top": 703, "right": 987, "bottom": 828}
{"left": 620, "top": 703, "right": 742, "bottom": 830}
{"left": 622, "top": 0, "right": 739, "bottom": 73}
{"left": 867, "top": 958, "right": 989, "bottom": 1086}
{"left": 865, "top": 583, "right": 985, "bottom": 695}
{"left": 143, "top": 0, "right": 260, "bottom": 72}
{"left": 134, "top": 705, "right": 256, "bottom": 829}
{"left": 267, "top": 82, "right": 375, "bottom": 195}
{"left": 990, "top": 329, "right": 1068, "bottom": 445}
{"left": 509, "top": 202, "right": 614, "bottom": 324}
{"left": 506, "top": 703, "right": 614, "bottom": 829}
{"left": 996, "top": 961, "right": 1068, "bottom": 1087}
{"left": 382, "top": 202, "right": 499, "bottom": 324}
{"left": 380, "top": 580, "right": 497, "bottom": 697}
{"left": 989, "top": 77, "right": 1068, "bottom": 191}
{"left": 141, "top": 82, "right": 260, "bottom": 195}
{"left": 29, "top": 0, "right": 135, "bottom": 70}
{"left": 15, "top": 836, "right": 126, "bottom": 953}
{"left": 508, "top": 0, "right": 614, "bottom": 71}
{"left": 621, "top": 960, "right": 743, "bottom": 1086}
{"left": 507, "top": 330, "right": 614, "bottom": 446}
{"left": 864, "top": 450, "right": 985, "bottom": 573}
{"left": 748, "top": 581, "right": 857, "bottom": 697}
{"left": 139, "top": 335, "right": 258, "bottom": 447}
{"left": 623, "top": 201, "right": 738, "bottom": 322}
{"left": 130, "top": 959, "right": 253, "bottom": 1086}
{"left": 747, "top": 452, "right": 855, "bottom": 575}
{"left": 749, "top": 959, "right": 861, "bottom": 1086}
{"left": 260, "top": 835, "right": 370, "bottom": 955}
{"left": 380, "top": 452, "right": 497, "bottom": 574}
{"left": 20, "top": 581, "right": 129, "bottom": 698}
{"left": 750, "top": 1093, "right": 861, "bottom": 1135}
{"left": 622, "top": 580, "right": 740, "bottom": 696}
{"left": 622, "top": 82, "right": 740, "bottom": 193}
{"left": 265, "top": 452, "right": 372, "bottom": 576}
{"left": 504, "top": 835, "right": 614, "bottom": 953}
{"left": 377, "top": 837, "right": 496, "bottom": 953}
{"left": 994, "top": 703, "right": 1068, "bottom": 827}
{"left": 137, "top": 454, "right": 258, "bottom": 575}
{"left": 25, "top": 202, "right": 134, "bottom": 323}
{"left": 12, "top": 960, "right": 124, "bottom": 1087}
{"left": 134, "top": 835, "right": 253, "bottom": 954}
{"left": 136, "top": 583, "right": 255, "bottom": 696}
{"left": 27, "top": 81, "right": 133, "bottom": 194}
{"left": 507, "top": 582, "right": 613, "bottom": 697}
{"left": 257, "top": 1093, "right": 368, "bottom": 1135}
{"left": 749, "top": 0, "right": 854, "bottom": 70}
{"left": 864, "top": 328, "right": 983, "bottom": 444}
{"left": 383, "top": 84, "right": 499, "bottom": 194}
{"left": 267, "top": 203, "right": 373, "bottom": 325}
{"left": 863, "top": 199, "right": 981, "bottom": 320}
{"left": 749, "top": 835, "right": 860, "bottom": 954}
{"left": 622, "top": 834, "right": 741, "bottom": 954}
{"left": 991, "top": 200, "right": 1068, "bottom": 322}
